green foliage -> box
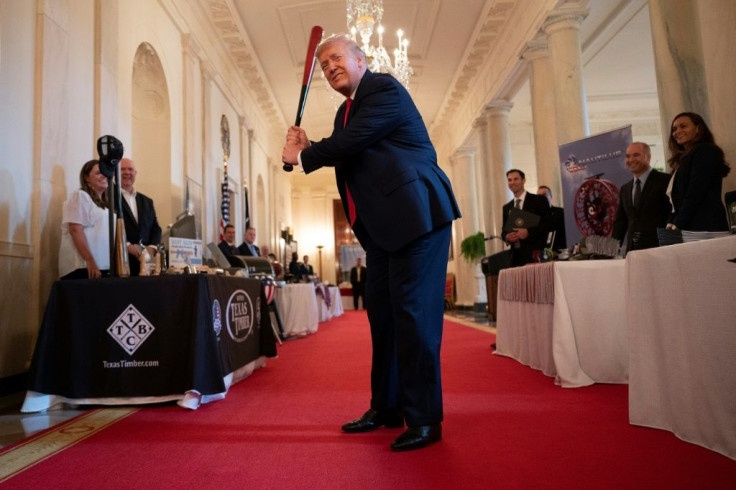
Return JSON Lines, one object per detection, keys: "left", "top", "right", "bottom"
{"left": 460, "top": 232, "right": 486, "bottom": 263}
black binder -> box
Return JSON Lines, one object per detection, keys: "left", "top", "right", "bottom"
{"left": 503, "top": 208, "right": 540, "bottom": 232}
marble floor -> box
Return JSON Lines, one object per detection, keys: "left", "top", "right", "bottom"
{"left": 0, "top": 392, "right": 86, "bottom": 448}
{"left": 0, "top": 310, "right": 493, "bottom": 449}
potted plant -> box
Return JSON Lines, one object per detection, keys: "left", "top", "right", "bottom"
{"left": 460, "top": 231, "right": 486, "bottom": 263}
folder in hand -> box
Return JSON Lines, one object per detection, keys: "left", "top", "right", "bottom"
{"left": 504, "top": 208, "right": 540, "bottom": 232}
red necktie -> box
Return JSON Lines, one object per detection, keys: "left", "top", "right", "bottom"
{"left": 343, "top": 98, "right": 356, "bottom": 225}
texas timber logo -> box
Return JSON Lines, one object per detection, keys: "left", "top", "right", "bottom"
{"left": 226, "top": 289, "right": 254, "bottom": 343}
{"left": 212, "top": 299, "right": 223, "bottom": 337}
{"left": 107, "top": 305, "right": 155, "bottom": 355}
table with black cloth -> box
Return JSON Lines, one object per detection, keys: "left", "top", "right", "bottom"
{"left": 21, "top": 274, "right": 277, "bottom": 412}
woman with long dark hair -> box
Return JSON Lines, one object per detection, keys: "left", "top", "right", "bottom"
{"left": 666, "top": 112, "right": 730, "bottom": 231}
{"left": 58, "top": 160, "right": 111, "bottom": 279}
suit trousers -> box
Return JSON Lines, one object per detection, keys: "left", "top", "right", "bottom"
{"left": 361, "top": 223, "right": 451, "bottom": 427}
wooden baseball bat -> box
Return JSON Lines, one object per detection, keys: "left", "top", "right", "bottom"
{"left": 283, "top": 25, "right": 324, "bottom": 172}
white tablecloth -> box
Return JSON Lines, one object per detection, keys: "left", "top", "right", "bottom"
{"left": 274, "top": 283, "right": 319, "bottom": 337}
{"left": 553, "top": 260, "right": 627, "bottom": 387}
{"left": 328, "top": 286, "right": 343, "bottom": 318}
{"left": 627, "top": 236, "right": 736, "bottom": 460}
{"left": 496, "top": 260, "right": 628, "bottom": 387}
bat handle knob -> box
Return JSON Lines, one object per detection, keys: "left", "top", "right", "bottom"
{"left": 282, "top": 164, "right": 294, "bottom": 172}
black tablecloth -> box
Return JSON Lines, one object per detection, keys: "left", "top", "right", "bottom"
{"left": 27, "top": 274, "right": 277, "bottom": 399}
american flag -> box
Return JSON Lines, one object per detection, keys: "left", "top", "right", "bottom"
{"left": 219, "top": 170, "right": 230, "bottom": 241}
{"left": 243, "top": 185, "right": 250, "bottom": 230}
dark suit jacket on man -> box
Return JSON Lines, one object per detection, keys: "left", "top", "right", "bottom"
{"left": 218, "top": 240, "right": 239, "bottom": 257}
{"left": 238, "top": 242, "right": 260, "bottom": 257}
{"left": 300, "top": 71, "right": 461, "bottom": 426}
{"left": 612, "top": 169, "right": 671, "bottom": 253}
{"left": 501, "top": 193, "right": 552, "bottom": 267}
{"left": 120, "top": 191, "right": 161, "bottom": 276}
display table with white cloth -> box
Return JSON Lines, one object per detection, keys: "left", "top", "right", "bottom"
{"left": 627, "top": 236, "right": 736, "bottom": 460}
{"left": 274, "top": 283, "right": 319, "bottom": 337}
{"left": 495, "top": 259, "right": 627, "bottom": 387}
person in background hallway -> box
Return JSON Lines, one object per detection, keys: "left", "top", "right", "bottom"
{"left": 218, "top": 224, "right": 239, "bottom": 257}
{"left": 119, "top": 158, "right": 162, "bottom": 276}
{"left": 288, "top": 251, "right": 301, "bottom": 280}
{"left": 612, "top": 142, "right": 671, "bottom": 254}
{"left": 666, "top": 112, "right": 730, "bottom": 231}
{"left": 58, "top": 160, "right": 111, "bottom": 279}
{"left": 300, "top": 255, "right": 314, "bottom": 278}
{"left": 238, "top": 227, "right": 260, "bottom": 256}
{"left": 502, "top": 169, "right": 551, "bottom": 267}
{"left": 350, "top": 257, "right": 367, "bottom": 309}
{"left": 536, "top": 185, "right": 567, "bottom": 251}
{"left": 281, "top": 34, "right": 460, "bottom": 451}
{"left": 260, "top": 244, "right": 271, "bottom": 258}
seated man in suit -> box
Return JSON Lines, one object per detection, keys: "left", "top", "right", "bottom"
{"left": 238, "top": 227, "right": 260, "bottom": 256}
{"left": 350, "top": 257, "right": 367, "bottom": 309}
{"left": 119, "top": 158, "right": 162, "bottom": 275}
{"left": 612, "top": 142, "right": 671, "bottom": 254}
{"left": 537, "top": 185, "right": 567, "bottom": 251}
{"left": 218, "top": 224, "right": 239, "bottom": 257}
{"left": 501, "top": 169, "right": 552, "bottom": 267}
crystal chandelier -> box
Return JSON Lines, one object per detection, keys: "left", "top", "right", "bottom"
{"left": 346, "top": 0, "right": 413, "bottom": 90}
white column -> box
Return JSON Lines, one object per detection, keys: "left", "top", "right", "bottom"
{"left": 523, "top": 39, "right": 562, "bottom": 203}
{"left": 451, "top": 149, "right": 485, "bottom": 306}
{"left": 543, "top": 7, "right": 589, "bottom": 145}
{"left": 647, "top": 0, "right": 710, "bottom": 154}
{"left": 486, "top": 101, "right": 514, "bottom": 254}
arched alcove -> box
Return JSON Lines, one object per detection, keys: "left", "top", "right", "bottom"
{"left": 131, "top": 43, "right": 172, "bottom": 229}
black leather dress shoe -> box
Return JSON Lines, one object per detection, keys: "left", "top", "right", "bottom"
{"left": 341, "top": 409, "right": 404, "bottom": 433}
{"left": 390, "top": 424, "right": 442, "bottom": 451}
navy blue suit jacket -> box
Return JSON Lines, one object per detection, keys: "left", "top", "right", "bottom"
{"left": 300, "top": 71, "right": 460, "bottom": 251}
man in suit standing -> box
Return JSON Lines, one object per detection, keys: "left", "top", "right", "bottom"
{"left": 218, "top": 224, "right": 239, "bottom": 257}
{"left": 501, "top": 169, "right": 551, "bottom": 267}
{"left": 612, "top": 142, "right": 671, "bottom": 254}
{"left": 282, "top": 35, "right": 461, "bottom": 451}
{"left": 238, "top": 227, "right": 260, "bottom": 256}
{"left": 119, "top": 158, "right": 162, "bottom": 276}
{"left": 350, "top": 257, "right": 367, "bottom": 309}
{"left": 537, "top": 185, "right": 567, "bottom": 251}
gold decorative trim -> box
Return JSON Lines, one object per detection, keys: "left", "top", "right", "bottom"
{"left": 0, "top": 407, "right": 138, "bottom": 483}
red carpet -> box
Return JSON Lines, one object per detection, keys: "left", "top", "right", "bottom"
{"left": 2, "top": 311, "right": 734, "bottom": 488}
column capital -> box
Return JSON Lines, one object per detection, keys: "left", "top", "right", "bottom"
{"left": 521, "top": 38, "right": 549, "bottom": 62}
{"left": 485, "top": 100, "right": 514, "bottom": 117}
{"left": 201, "top": 61, "right": 215, "bottom": 81}
{"left": 181, "top": 33, "right": 204, "bottom": 60}
{"left": 472, "top": 115, "right": 488, "bottom": 129}
{"left": 543, "top": 7, "right": 589, "bottom": 34}
{"left": 452, "top": 147, "right": 476, "bottom": 163}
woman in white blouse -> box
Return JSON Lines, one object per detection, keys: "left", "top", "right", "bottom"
{"left": 58, "top": 160, "right": 111, "bottom": 279}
